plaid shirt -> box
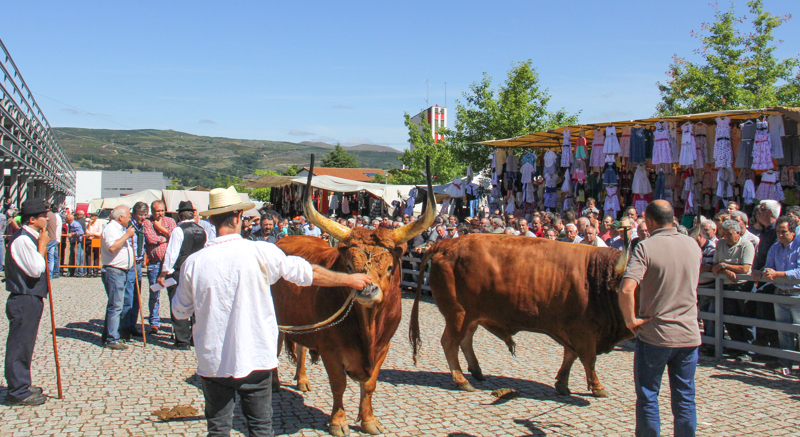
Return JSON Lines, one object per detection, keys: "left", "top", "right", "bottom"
{"left": 142, "top": 216, "right": 176, "bottom": 263}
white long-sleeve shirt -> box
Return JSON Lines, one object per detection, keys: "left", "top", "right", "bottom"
{"left": 172, "top": 233, "right": 313, "bottom": 378}
{"left": 11, "top": 226, "right": 47, "bottom": 277}
{"left": 162, "top": 219, "right": 195, "bottom": 275}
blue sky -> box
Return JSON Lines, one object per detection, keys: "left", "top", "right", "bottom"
{"left": 3, "top": 1, "right": 798, "bottom": 150}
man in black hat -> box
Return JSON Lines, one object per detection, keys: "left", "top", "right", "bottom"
{"left": 4, "top": 199, "right": 50, "bottom": 406}
{"left": 157, "top": 200, "right": 206, "bottom": 350}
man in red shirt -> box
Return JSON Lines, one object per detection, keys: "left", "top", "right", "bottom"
{"left": 142, "top": 200, "right": 176, "bottom": 334}
{"left": 530, "top": 216, "right": 544, "bottom": 238}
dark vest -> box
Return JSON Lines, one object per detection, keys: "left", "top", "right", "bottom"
{"left": 172, "top": 222, "right": 206, "bottom": 278}
{"left": 5, "top": 228, "right": 48, "bottom": 298}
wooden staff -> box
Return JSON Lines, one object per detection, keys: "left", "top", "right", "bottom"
{"left": 45, "top": 259, "right": 63, "bottom": 399}
{"left": 134, "top": 264, "right": 147, "bottom": 346}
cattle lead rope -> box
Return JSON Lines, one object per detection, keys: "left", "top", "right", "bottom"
{"left": 277, "top": 289, "right": 357, "bottom": 334}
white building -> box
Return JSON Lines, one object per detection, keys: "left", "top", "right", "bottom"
{"left": 410, "top": 105, "right": 447, "bottom": 147}
{"left": 66, "top": 170, "right": 167, "bottom": 210}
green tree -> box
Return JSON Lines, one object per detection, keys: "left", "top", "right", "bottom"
{"left": 166, "top": 177, "right": 181, "bottom": 190}
{"left": 656, "top": 1, "right": 798, "bottom": 115}
{"left": 321, "top": 143, "right": 359, "bottom": 168}
{"left": 284, "top": 164, "right": 300, "bottom": 176}
{"left": 448, "top": 60, "right": 579, "bottom": 174}
{"left": 388, "top": 112, "right": 464, "bottom": 185}
{"left": 249, "top": 169, "right": 281, "bottom": 200}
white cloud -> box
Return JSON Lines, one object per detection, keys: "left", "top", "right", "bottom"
{"left": 289, "top": 129, "right": 315, "bottom": 136}
{"left": 199, "top": 119, "right": 217, "bottom": 124}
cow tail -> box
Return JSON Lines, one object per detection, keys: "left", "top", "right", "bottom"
{"left": 409, "top": 247, "right": 435, "bottom": 365}
{"left": 283, "top": 337, "right": 298, "bottom": 366}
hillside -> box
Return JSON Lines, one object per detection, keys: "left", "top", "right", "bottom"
{"left": 52, "top": 128, "right": 403, "bottom": 188}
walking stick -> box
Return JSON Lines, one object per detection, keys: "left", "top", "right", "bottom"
{"left": 44, "top": 259, "right": 63, "bottom": 399}
{"left": 134, "top": 264, "right": 147, "bottom": 346}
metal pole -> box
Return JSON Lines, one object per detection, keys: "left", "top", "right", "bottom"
{"left": 714, "top": 276, "right": 723, "bottom": 360}
{"left": 45, "top": 259, "right": 63, "bottom": 399}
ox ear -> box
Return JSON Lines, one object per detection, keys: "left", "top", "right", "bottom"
{"left": 393, "top": 244, "right": 406, "bottom": 259}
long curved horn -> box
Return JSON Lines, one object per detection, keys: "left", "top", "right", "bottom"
{"left": 614, "top": 224, "right": 631, "bottom": 275}
{"left": 304, "top": 154, "right": 352, "bottom": 243}
{"left": 393, "top": 156, "right": 437, "bottom": 245}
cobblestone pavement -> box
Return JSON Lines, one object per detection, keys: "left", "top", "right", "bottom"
{"left": 1, "top": 277, "right": 799, "bottom": 436}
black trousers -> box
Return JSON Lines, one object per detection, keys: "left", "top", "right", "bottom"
{"left": 4, "top": 294, "right": 44, "bottom": 400}
{"left": 167, "top": 284, "right": 192, "bottom": 346}
{"left": 201, "top": 370, "right": 274, "bottom": 437}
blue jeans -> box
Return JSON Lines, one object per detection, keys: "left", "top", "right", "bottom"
{"left": 634, "top": 340, "right": 698, "bottom": 437}
{"left": 69, "top": 240, "right": 85, "bottom": 276}
{"left": 101, "top": 267, "right": 127, "bottom": 344}
{"left": 147, "top": 263, "right": 163, "bottom": 327}
{"left": 774, "top": 295, "right": 800, "bottom": 368}
{"left": 121, "top": 262, "right": 143, "bottom": 331}
{"left": 46, "top": 241, "right": 60, "bottom": 278}
{"left": 0, "top": 236, "right": 5, "bottom": 272}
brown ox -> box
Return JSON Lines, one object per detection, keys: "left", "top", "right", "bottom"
{"left": 409, "top": 234, "right": 630, "bottom": 397}
{"left": 271, "top": 156, "right": 436, "bottom": 436}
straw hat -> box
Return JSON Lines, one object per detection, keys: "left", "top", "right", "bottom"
{"left": 200, "top": 186, "right": 255, "bottom": 216}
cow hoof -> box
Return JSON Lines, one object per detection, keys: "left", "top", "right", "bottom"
{"left": 456, "top": 382, "right": 476, "bottom": 392}
{"left": 592, "top": 388, "right": 609, "bottom": 398}
{"left": 298, "top": 382, "right": 312, "bottom": 392}
{"left": 361, "top": 420, "right": 383, "bottom": 435}
{"left": 330, "top": 423, "right": 350, "bottom": 437}
{"left": 554, "top": 382, "right": 571, "bottom": 396}
{"left": 468, "top": 368, "right": 486, "bottom": 381}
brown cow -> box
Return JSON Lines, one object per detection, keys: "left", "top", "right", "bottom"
{"left": 271, "top": 156, "right": 436, "bottom": 436}
{"left": 409, "top": 234, "right": 631, "bottom": 397}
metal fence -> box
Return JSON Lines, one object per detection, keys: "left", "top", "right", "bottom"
{"left": 400, "top": 258, "right": 800, "bottom": 363}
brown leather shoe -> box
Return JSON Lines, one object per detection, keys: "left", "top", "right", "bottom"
{"left": 104, "top": 342, "right": 128, "bottom": 350}
{"left": 6, "top": 393, "right": 47, "bottom": 406}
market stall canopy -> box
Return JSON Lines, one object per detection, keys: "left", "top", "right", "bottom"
{"left": 244, "top": 174, "right": 298, "bottom": 189}
{"left": 89, "top": 189, "right": 162, "bottom": 213}
{"left": 161, "top": 189, "right": 259, "bottom": 216}
{"left": 477, "top": 106, "right": 800, "bottom": 149}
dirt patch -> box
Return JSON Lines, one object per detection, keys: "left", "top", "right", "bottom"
{"left": 151, "top": 405, "right": 200, "bottom": 421}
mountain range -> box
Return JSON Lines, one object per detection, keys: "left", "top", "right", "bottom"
{"left": 53, "top": 127, "right": 403, "bottom": 188}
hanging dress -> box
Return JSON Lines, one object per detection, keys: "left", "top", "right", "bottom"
{"left": 716, "top": 168, "right": 735, "bottom": 198}
{"left": 694, "top": 123, "right": 707, "bottom": 168}
{"left": 603, "top": 186, "right": 620, "bottom": 217}
{"left": 602, "top": 163, "right": 618, "bottom": 186}
{"left": 755, "top": 171, "right": 784, "bottom": 201}
{"left": 619, "top": 126, "right": 631, "bottom": 158}
{"left": 743, "top": 180, "right": 756, "bottom": 205}
{"left": 669, "top": 122, "right": 681, "bottom": 164}
{"left": 544, "top": 150, "right": 558, "bottom": 175}
{"left": 561, "top": 129, "right": 572, "bottom": 168}
{"left": 629, "top": 126, "right": 646, "bottom": 164}
{"left": 714, "top": 116, "right": 733, "bottom": 168}
{"left": 632, "top": 164, "right": 652, "bottom": 194}
{"left": 575, "top": 135, "right": 588, "bottom": 160}
{"left": 652, "top": 121, "right": 672, "bottom": 165}
{"left": 778, "top": 118, "right": 800, "bottom": 166}
{"left": 735, "top": 120, "right": 756, "bottom": 169}
{"left": 679, "top": 123, "right": 696, "bottom": 166}
{"left": 589, "top": 129, "right": 605, "bottom": 168}
{"left": 604, "top": 125, "right": 621, "bottom": 155}
{"left": 751, "top": 119, "right": 774, "bottom": 170}
{"left": 767, "top": 113, "right": 785, "bottom": 160}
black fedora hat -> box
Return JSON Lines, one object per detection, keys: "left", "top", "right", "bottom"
{"left": 21, "top": 199, "right": 47, "bottom": 216}
{"left": 177, "top": 201, "right": 195, "bottom": 212}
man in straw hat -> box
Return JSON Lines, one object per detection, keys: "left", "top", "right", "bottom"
{"left": 4, "top": 199, "right": 50, "bottom": 406}
{"left": 172, "top": 187, "right": 371, "bottom": 436}
{"left": 157, "top": 200, "right": 206, "bottom": 350}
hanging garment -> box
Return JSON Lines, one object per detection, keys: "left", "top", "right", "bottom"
{"left": 694, "top": 123, "right": 707, "bottom": 168}
{"left": 506, "top": 153, "right": 520, "bottom": 173}
{"left": 589, "top": 129, "right": 605, "bottom": 167}
{"left": 706, "top": 123, "right": 716, "bottom": 165}
{"left": 645, "top": 128, "right": 655, "bottom": 160}
{"left": 629, "top": 127, "right": 646, "bottom": 164}
{"left": 328, "top": 193, "right": 339, "bottom": 211}
{"left": 342, "top": 196, "right": 351, "bottom": 215}
{"left": 780, "top": 167, "right": 791, "bottom": 187}
{"left": 652, "top": 122, "right": 672, "bottom": 165}
{"left": 751, "top": 119, "right": 774, "bottom": 170}
{"left": 755, "top": 170, "right": 785, "bottom": 201}
{"left": 633, "top": 194, "right": 650, "bottom": 214}
{"left": 736, "top": 120, "right": 756, "bottom": 169}
{"left": 445, "top": 177, "right": 465, "bottom": 198}
{"left": 575, "top": 136, "right": 588, "bottom": 160}
{"left": 768, "top": 113, "right": 786, "bottom": 159}
{"left": 573, "top": 160, "right": 587, "bottom": 184}
{"left": 743, "top": 180, "right": 756, "bottom": 205}
{"left": 602, "top": 163, "right": 618, "bottom": 186}
{"left": 714, "top": 116, "right": 733, "bottom": 168}
{"left": 603, "top": 186, "right": 621, "bottom": 216}
{"left": 654, "top": 171, "right": 666, "bottom": 200}
{"left": 619, "top": 126, "right": 631, "bottom": 158}
{"left": 562, "top": 169, "right": 573, "bottom": 192}
{"left": 544, "top": 150, "right": 558, "bottom": 174}
{"left": 716, "top": 167, "right": 735, "bottom": 198}
{"left": 632, "top": 165, "right": 653, "bottom": 194}
{"left": 669, "top": 122, "right": 681, "bottom": 164}
{"left": 778, "top": 119, "right": 800, "bottom": 166}
{"left": 679, "top": 123, "right": 696, "bottom": 166}
{"left": 520, "top": 162, "right": 534, "bottom": 184}
{"left": 521, "top": 152, "right": 537, "bottom": 166}
{"left": 561, "top": 129, "right": 573, "bottom": 167}
{"left": 604, "top": 125, "right": 621, "bottom": 155}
